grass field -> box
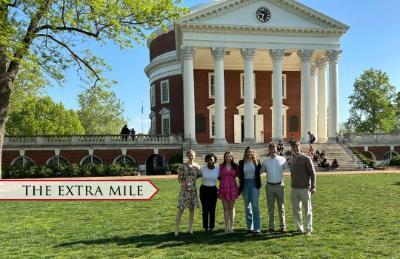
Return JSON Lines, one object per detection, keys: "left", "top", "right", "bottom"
{"left": 1, "top": 173, "right": 399, "bottom": 258}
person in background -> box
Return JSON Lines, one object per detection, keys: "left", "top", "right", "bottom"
{"left": 175, "top": 150, "right": 201, "bottom": 236}
{"left": 199, "top": 153, "right": 219, "bottom": 233}
{"left": 260, "top": 143, "right": 289, "bottom": 233}
{"left": 120, "top": 125, "right": 130, "bottom": 141}
{"left": 238, "top": 147, "right": 262, "bottom": 234}
{"left": 277, "top": 140, "right": 284, "bottom": 156}
{"left": 218, "top": 152, "right": 239, "bottom": 233}
{"left": 308, "top": 131, "right": 316, "bottom": 145}
{"left": 130, "top": 127, "right": 136, "bottom": 140}
{"left": 288, "top": 142, "right": 316, "bottom": 236}
{"left": 331, "top": 159, "right": 339, "bottom": 170}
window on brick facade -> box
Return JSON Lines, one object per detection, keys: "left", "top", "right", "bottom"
{"left": 151, "top": 117, "right": 156, "bottom": 135}
{"left": 160, "top": 80, "right": 169, "bottom": 104}
{"left": 240, "top": 73, "right": 256, "bottom": 99}
{"left": 209, "top": 114, "right": 215, "bottom": 138}
{"left": 150, "top": 84, "right": 155, "bottom": 107}
{"left": 47, "top": 156, "right": 70, "bottom": 166}
{"left": 196, "top": 114, "right": 206, "bottom": 133}
{"left": 271, "top": 73, "right": 287, "bottom": 99}
{"left": 161, "top": 114, "right": 170, "bottom": 135}
{"left": 113, "top": 155, "right": 137, "bottom": 166}
{"left": 11, "top": 156, "right": 35, "bottom": 167}
{"left": 80, "top": 155, "right": 103, "bottom": 166}
{"left": 289, "top": 116, "right": 299, "bottom": 132}
{"left": 208, "top": 73, "right": 215, "bottom": 98}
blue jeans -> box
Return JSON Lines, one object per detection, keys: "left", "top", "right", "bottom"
{"left": 242, "top": 179, "right": 261, "bottom": 231}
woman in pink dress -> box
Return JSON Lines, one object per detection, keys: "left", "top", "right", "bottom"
{"left": 218, "top": 152, "right": 239, "bottom": 233}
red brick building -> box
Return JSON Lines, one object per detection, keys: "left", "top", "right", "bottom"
{"left": 145, "top": 0, "right": 349, "bottom": 144}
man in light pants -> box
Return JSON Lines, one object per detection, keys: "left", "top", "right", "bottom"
{"left": 288, "top": 141, "right": 316, "bottom": 236}
{"left": 260, "top": 143, "right": 289, "bottom": 233}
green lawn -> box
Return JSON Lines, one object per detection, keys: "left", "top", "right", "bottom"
{"left": 1, "top": 173, "right": 399, "bottom": 258}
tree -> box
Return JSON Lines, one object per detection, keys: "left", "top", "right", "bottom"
{"left": 77, "top": 86, "right": 126, "bottom": 134}
{"left": 344, "top": 68, "right": 397, "bottom": 133}
{"left": 0, "top": 0, "right": 185, "bottom": 176}
{"left": 6, "top": 95, "right": 85, "bottom": 135}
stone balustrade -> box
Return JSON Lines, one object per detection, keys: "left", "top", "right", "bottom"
{"left": 4, "top": 134, "right": 183, "bottom": 147}
{"left": 343, "top": 133, "right": 400, "bottom": 144}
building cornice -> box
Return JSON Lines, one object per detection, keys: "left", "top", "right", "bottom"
{"left": 144, "top": 51, "right": 180, "bottom": 77}
{"left": 177, "top": 23, "right": 346, "bottom": 37}
{"left": 177, "top": 0, "right": 349, "bottom": 32}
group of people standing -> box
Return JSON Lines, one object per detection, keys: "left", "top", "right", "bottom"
{"left": 174, "top": 141, "right": 316, "bottom": 237}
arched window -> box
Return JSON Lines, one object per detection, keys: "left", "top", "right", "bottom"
{"left": 11, "top": 156, "right": 36, "bottom": 167}
{"left": 80, "top": 155, "right": 103, "bottom": 166}
{"left": 113, "top": 155, "right": 137, "bottom": 166}
{"left": 47, "top": 156, "right": 70, "bottom": 166}
{"left": 383, "top": 151, "right": 399, "bottom": 161}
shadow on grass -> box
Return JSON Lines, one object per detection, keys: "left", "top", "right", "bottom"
{"left": 393, "top": 181, "right": 400, "bottom": 186}
{"left": 55, "top": 230, "right": 304, "bottom": 249}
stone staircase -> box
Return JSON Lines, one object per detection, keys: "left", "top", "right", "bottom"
{"left": 182, "top": 142, "right": 362, "bottom": 171}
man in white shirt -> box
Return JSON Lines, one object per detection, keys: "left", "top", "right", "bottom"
{"left": 260, "top": 143, "right": 289, "bottom": 233}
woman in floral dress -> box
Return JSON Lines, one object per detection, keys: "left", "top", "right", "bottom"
{"left": 174, "top": 149, "right": 201, "bottom": 236}
{"left": 218, "top": 152, "right": 239, "bottom": 233}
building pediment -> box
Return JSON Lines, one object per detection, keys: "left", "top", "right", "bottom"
{"left": 177, "top": 0, "right": 349, "bottom": 35}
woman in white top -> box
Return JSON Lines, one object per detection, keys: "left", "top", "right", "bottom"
{"left": 199, "top": 153, "right": 219, "bottom": 232}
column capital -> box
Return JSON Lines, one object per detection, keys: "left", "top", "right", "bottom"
{"left": 326, "top": 50, "right": 342, "bottom": 63}
{"left": 316, "top": 56, "right": 328, "bottom": 69}
{"left": 297, "top": 49, "right": 314, "bottom": 62}
{"left": 182, "top": 46, "right": 195, "bottom": 60}
{"left": 241, "top": 48, "right": 256, "bottom": 59}
{"left": 211, "top": 47, "right": 226, "bottom": 61}
{"left": 311, "top": 64, "right": 317, "bottom": 76}
{"left": 269, "top": 49, "right": 285, "bottom": 62}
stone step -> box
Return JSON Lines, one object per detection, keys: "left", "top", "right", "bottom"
{"left": 183, "top": 142, "right": 362, "bottom": 171}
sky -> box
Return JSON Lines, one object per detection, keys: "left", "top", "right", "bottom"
{"left": 46, "top": 0, "right": 400, "bottom": 134}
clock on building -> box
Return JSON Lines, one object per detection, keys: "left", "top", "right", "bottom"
{"left": 256, "top": 7, "right": 271, "bottom": 23}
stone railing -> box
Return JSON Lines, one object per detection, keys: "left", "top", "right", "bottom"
{"left": 343, "top": 133, "right": 400, "bottom": 144}
{"left": 3, "top": 134, "right": 183, "bottom": 147}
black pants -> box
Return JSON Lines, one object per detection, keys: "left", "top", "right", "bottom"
{"left": 200, "top": 185, "right": 218, "bottom": 230}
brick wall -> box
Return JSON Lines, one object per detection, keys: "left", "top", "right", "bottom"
{"left": 2, "top": 150, "right": 20, "bottom": 166}
{"left": 193, "top": 69, "right": 301, "bottom": 143}
{"left": 25, "top": 150, "right": 55, "bottom": 165}
{"left": 60, "top": 150, "right": 89, "bottom": 164}
{"left": 152, "top": 74, "right": 184, "bottom": 135}
{"left": 368, "top": 146, "right": 390, "bottom": 160}
{"left": 149, "top": 30, "right": 175, "bottom": 61}
{"left": 93, "top": 149, "right": 122, "bottom": 164}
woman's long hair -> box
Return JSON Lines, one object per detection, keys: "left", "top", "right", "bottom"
{"left": 221, "top": 151, "right": 238, "bottom": 169}
{"left": 242, "top": 146, "right": 257, "bottom": 162}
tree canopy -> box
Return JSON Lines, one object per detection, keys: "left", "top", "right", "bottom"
{"left": 6, "top": 95, "right": 85, "bottom": 135}
{"left": 344, "top": 68, "right": 399, "bottom": 133}
{"left": 77, "top": 85, "right": 126, "bottom": 134}
{"left": 0, "top": 0, "right": 186, "bottom": 175}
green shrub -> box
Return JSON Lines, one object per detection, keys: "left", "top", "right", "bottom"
{"left": 355, "top": 152, "right": 376, "bottom": 168}
{"left": 389, "top": 156, "right": 400, "bottom": 166}
{"left": 2, "top": 164, "right": 139, "bottom": 179}
{"left": 169, "top": 163, "right": 182, "bottom": 174}
{"left": 169, "top": 153, "right": 183, "bottom": 164}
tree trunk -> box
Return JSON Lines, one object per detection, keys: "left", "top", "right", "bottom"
{"left": 0, "top": 76, "right": 11, "bottom": 179}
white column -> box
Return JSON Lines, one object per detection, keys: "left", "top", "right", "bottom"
{"left": 316, "top": 57, "right": 328, "bottom": 142}
{"left": 298, "top": 49, "right": 314, "bottom": 143}
{"left": 182, "top": 46, "right": 197, "bottom": 144}
{"left": 269, "top": 49, "right": 285, "bottom": 142}
{"left": 241, "top": 48, "right": 256, "bottom": 143}
{"left": 310, "top": 64, "right": 317, "bottom": 139}
{"left": 327, "top": 50, "right": 341, "bottom": 140}
{"left": 211, "top": 47, "right": 227, "bottom": 145}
